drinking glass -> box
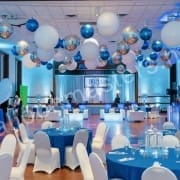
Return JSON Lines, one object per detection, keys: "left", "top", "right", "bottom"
{"left": 175, "top": 146, "right": 180, "bottom": 159}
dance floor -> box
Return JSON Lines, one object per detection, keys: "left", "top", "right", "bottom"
{"left": 20, "top": 113, "right": 167, "bottom": 180}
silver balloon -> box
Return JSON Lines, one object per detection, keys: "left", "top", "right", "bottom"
{"left": 64, "top": 35, "right": 80, "bottom": 51}
{"left": 66, "top": 60, "right": 77, "bottom": 71}
{"left": 16, "top": 40, "right": 29, "bottom": 56}
{"left": 116, "top": 64, "right": 126, "bottom": 74}
{"left": 58, "top": 64, "right": 67, "bottom": 73}
{"left": 160, "top": 48, "right": 171, "bottom": 61}
{"left": 97, "top": 59, "right": 107, "bottom": 67}
{"left": 30, "top": 52, "right": 40, "bottom": 66}
{"left": 0, "top": 21, "right": 13, "bottom": 39}
{"left": 63, "top": 56, "right": 72, "bottom": 65}
{"left": 112, "top": 52, "right": 122, "bottom": 65}
{"left": 122, "top": 26, "right": 139, "bottom": 45}
{"left": 117, "top": 41, "right": 130, "bottom": 55}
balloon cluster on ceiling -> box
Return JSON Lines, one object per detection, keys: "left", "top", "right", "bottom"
{"left": 0, "top": 12, "right": 180, "bottom": 73}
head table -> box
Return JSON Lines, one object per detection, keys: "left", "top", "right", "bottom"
{"left": 42, "top": 127, "right": 92, "bottom": 167}
{"left": 106, "top": 147, "right": 180, "bottom": 180}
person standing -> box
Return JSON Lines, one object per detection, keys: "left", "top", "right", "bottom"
{"left": 14, "top": 94, "right": 22, "bottom": 123}
{"left": 114, "top": 93, "right": 120, "bottom": 107}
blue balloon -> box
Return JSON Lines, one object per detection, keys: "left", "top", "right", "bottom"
{"left": 151, "top": 40, "right": 163, "bottom": 52}
{"left": 107, "top": 57, "right": 114, "bottom": 65}
{"left": 142, "top": 60, "right": 150, "bottom": 67}
{"left": 74, "top": 51, "right": 82, "bottom": 62}
{"left": 136, "top": 54, "right": 144, "bottom": 61}
{"left": 46, "top": 63, "right": 53, "bottom": 70}
{"left": 78, "top": 63, "right": 86, "bottom": 70}
{"left": 139, "top": 27, "right": 152, "bottom": 41}
{"left": 100, "top": 50, "right": 110, "bottom": 60}
{"left": 149, "top": 52, "right": 158, "bottom": 60}
{"left": 11, "top": 45, "right": 18, "bottom": 56}
{"left": 141, "top": 41, "right": 149, "bottom": 50}
{"left": 26, "top": 18, "right": 39, "bottom": 32}
{"left": 55, "top": 38, "right": 65, "bottom": 49}
{"left": 80, "top": 24, "right": 94, "bottom": 38}
{"left": 40, "top": 61, "right": 48, "bottom": 65}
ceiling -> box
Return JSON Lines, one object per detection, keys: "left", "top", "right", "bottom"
{"left": 0, "top": 0, "right": 179, "bottom": 54}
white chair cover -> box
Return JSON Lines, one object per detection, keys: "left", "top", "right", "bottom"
{"left": 76, "top": 143, "right": 94, "bottom": 180}
{"left": 0, "top": 134, "right": 17, "bottom": 158}
{"left": 65, "top": 129, "right": 88, "bottom": 170}
{"left": 14, "top": 128, "right": 35, "bottom": 165}
{"left": 162, "top": 135, "right": 179, "bottom": 148}
{"left": 0, "top": 153, "right": 13, "bottom": 180}
{"left": 19, "top": 123, "right": 34, "bottom": 144}
{"left": 10, "top": 143, "right": 31, "bottom": 180}
{"left": 41, "top": 121, "right": 54, "bottom": 129}
{"left": 89, "top": 152, "right": 108, "bottom": 180}
{"left": 92, "top": 122, "right": 108, "bottom": 163}
{"left": 141, "top": 165, "right": 177, "bottom": 180}
{"left": 111, "top": 134, "right": 130, "bottom": 150}
{"left": 33, "top": 131, "right": 60, "bottom": 174}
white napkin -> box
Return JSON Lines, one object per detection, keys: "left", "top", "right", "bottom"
{"left": 109, "top": 151, "right": 127, "bottom": 155}
{"left": 118, "top": 157, "right": 135, "bottom": 162}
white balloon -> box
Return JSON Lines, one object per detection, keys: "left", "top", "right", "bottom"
{"left": 161, "top": 21, "right": 180, "bottom": 47}
{"left": 58, "top": 64, "right": 67, "bottom": 73}
{"left": 0, "top": 78, "right": 12, "bottom": 104}
{"left": 54, "top": 49, "right": 65, "bottom": 62}
{"left": 80, "top": 41, "right": 99, "bottom": 60}
{"left": 34, "top": 24, "right": 59, "bottom": 50}
{"left": 66, "top": 60, "right": 77, "bottom": 71}
{"left": 83, "top": 38, "right": 99, "bottom": 47}
{"left": 84, "top": 59, "right": 97, "bottom": 69}
{"left": 23, "top": 53, "right": 37, "bottom": 68}
{"left": 122, "top": 50, "right": 136, "bottom": 66}
{"left": 97, "top": 12, "right": 120, "bottom": 36}
{"left": 37, "top": 48, "right": 54, "bottom": 62}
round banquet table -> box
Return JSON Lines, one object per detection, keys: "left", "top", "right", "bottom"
{"left": 42, "top": 127, "right": 92, "bottom": 167}
{"left": 106, "top": 147, "right": 180, "bottom": 180}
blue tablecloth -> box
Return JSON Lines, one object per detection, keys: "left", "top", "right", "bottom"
{"left": 43, "top": 128, "right": 92, "bottom": 166}
{"left": 106, "top": 148, "right": 180, "bottom": 180}
{"left": 0, "top": 109, "right": 4, "bottom": 122}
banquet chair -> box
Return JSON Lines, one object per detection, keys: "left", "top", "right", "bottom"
{"left": 91, "top": 122, "right": 108, "bottom": 163}
{"left": 41, "top": 121, "right": 54, "bottom": 129}
{"left": 14, "top": 128, "right": 35, "bottom": 165}
{"left": 162, "top": 121, "right": 176, "bottom": 130}
{"left": 76, "top": 143, "right": 94, "bottom": 180}
{"left": 19, "top": 123, "right": 34, "bottom": 144}
{"left": 111, "top": 134, "right": 131, "bottom": 150}
{"left": 0, "top": 153, "right": 13, "bottom": 180}
{"left": 33, "top": 131, "right": 60, "bottom": 174}
{"left": 162, "top": 135, "right": 179, "bottom": 148}
{"left": 89, "top": 152, "right": 108, "bottom": 180}
{"left": 89, "top": 152, "right": 123, "bottom": 180}
{"left": 0, "top": 134, "right": 17, "bottom": 158}
{"left": 64, "top": 129, "right": 88, "bottom": 170}
{"left": 10, "top": 143, "right": 31, "bottom": 180}
{"left": 141, "top": 164, "right": 177, "bottom": 180}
